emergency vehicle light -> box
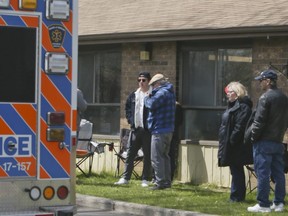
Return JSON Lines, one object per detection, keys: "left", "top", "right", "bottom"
{"left": 46, "top": 128, "right": 65, "bottom": 142}
{"left": 57, "top": 185, "right": 69, "bottom": 200}
{"left": 47, "top": 112, "right": 65, "bottom": 125}
{"left": 43, "top": 186, "right": 55, "bottom": 200}
{"left": 19, "top": 0, "right": 37, "bottom": 10}
{"left": 46, "top": 0, "right": 70, "bottom": 20}
{"left": 45, "top": 52, "right": 69, "bottom": 74}
{"left": 28, "top": 186, "right": 41, "bottom": 201}
{"left": 72, "top": 136, "right": 76, "bottom": 146}
{"left": 0, "top": 0, "right": 9, "bottom": 8}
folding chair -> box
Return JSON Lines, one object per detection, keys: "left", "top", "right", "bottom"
{"left": 246, "top": 165, "right": 274, "bottom": 194}
{"left": 113, "top": 128, "right": 144, "bottom": 179}
{"left": 245, "top": 165, "right": 257, "bottom": 194}
{"left": 76, "top": 119, "right": 113, "bottom": 177}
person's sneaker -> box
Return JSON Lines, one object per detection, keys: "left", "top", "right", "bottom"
{"left": 141, "top": 180, "right": 149, "bottom": 187}
{"left": 149, "top": 185, "right": 166, "bottom": 190}
{"left": 271, "top": 203, "right": 284, "bottom": 212}
{"left": 114, "top": 178, "right": 128, "bottom": 185}
{"left": 247, "top": 204, "right": 271, "bottom": 213}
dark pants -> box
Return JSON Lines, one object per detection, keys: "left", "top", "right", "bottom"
{"left": 122, "top": 128, "right": 152, "bottom": 181}
{"left": 230, "top": 164, "right": 246, "bottom": 202}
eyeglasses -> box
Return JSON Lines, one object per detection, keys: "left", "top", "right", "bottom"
{"left": 138, "top": 79, "right": 147, "bottom": 82}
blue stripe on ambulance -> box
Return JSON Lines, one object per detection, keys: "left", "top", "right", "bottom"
{"left": 0, "top": 15, "right": 26, "bottom": 27}
{"left": 61, "top": 32, "right": 72, "bottom": 56}
{"left": 40, "top": 144, "right": 69, "bottom": 178}
{"left": 49, "top": 75, "right": 72, "bottom": 103}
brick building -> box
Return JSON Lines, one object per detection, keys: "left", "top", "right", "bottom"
{"left": 78, "top": 0, "right": 288, "bottom": 185}
{"left": 78, "top": 0, "right": 288, "bottom": 140}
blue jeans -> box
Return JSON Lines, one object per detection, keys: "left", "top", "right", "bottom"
{"left": 253, "top": 140, "right": 286, "bottom": 207}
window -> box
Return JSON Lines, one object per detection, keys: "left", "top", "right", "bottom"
{"left": 0, "top": 26, "right": 36, "bottom": 103}
{"left": 78, "top": 45, "right": 121, "bottom": 135}
{"left": 181, "top": 41, "right": 252, "bottom": 140}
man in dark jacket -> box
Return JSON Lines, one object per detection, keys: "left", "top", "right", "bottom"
{"left": 248, "top": 70, "right": 288, "bottom": 213}
{"left": 114, "top": 72, "right": 152, "bottom": 187}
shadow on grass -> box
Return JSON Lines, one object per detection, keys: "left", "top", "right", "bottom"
{"left": 77, "top": 173, "right": 227, "bottom": 198}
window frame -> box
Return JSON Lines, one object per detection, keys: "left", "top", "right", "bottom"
{"left": 78, "top": 45, "right": 121, "bottom": 135}
{"left": 179, "top": 40, "right": 253, "bottom": 141}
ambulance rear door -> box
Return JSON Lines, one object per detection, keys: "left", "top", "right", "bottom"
{"left": 0, "top": 12, "right": 40, "bottom": 179}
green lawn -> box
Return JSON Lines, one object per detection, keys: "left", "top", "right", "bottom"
{"left": 76, "top": 172, "right": 286, "bottom": 215}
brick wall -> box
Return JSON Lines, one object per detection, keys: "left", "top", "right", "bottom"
{"left": 120, "top": 42, "right": 177, "bottom": 129}
{"left": 251, "top": 37, "right": 288, "bottom": 105}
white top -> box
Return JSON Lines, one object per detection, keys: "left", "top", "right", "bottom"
{"left": 134, "top": 87, "right": 151, "bottom": 128}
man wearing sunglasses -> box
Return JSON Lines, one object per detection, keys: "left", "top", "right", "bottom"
{"left": 248, "top": 69, "right": 288, "bottom": 213}
{"left": 115, "top": 71, "right": 152, "bottom": 187}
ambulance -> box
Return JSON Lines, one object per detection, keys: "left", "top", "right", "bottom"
{"left": 0, "top": 0, "right": 78, "bottom": 215}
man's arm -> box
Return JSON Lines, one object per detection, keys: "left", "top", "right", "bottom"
{"left": 77, "top": 89, "right": 87, "bottom": 112}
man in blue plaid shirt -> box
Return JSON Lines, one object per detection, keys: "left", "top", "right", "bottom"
{"left": 144, "top": 73, "right": 176, "bottom": 190}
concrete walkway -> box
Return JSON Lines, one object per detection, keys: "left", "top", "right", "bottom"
{"left": 76, "top": 193, "right": 217, "bottom": 216}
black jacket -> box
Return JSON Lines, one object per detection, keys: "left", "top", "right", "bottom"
{"left": 251, "top": 87, "right": 288, "bottom": 143}
{"left": 218, "top": 96, "right": 253, "bottom": 167}
{"left": 125, "top": 91, "right": 149, "bottom": 130}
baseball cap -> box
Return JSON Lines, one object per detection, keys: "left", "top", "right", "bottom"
{"left": 254, "top": 69, "right": 278, "bottom": 80}
{"left": 148, "top": 73, "right": 165, "bottom": 85}
{"left": 138, "top": 71, "right": 151, "bottom": 80}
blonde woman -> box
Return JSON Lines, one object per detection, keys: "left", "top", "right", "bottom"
{"left": 218, "top": 82, "right": 253, "bottom": 202}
